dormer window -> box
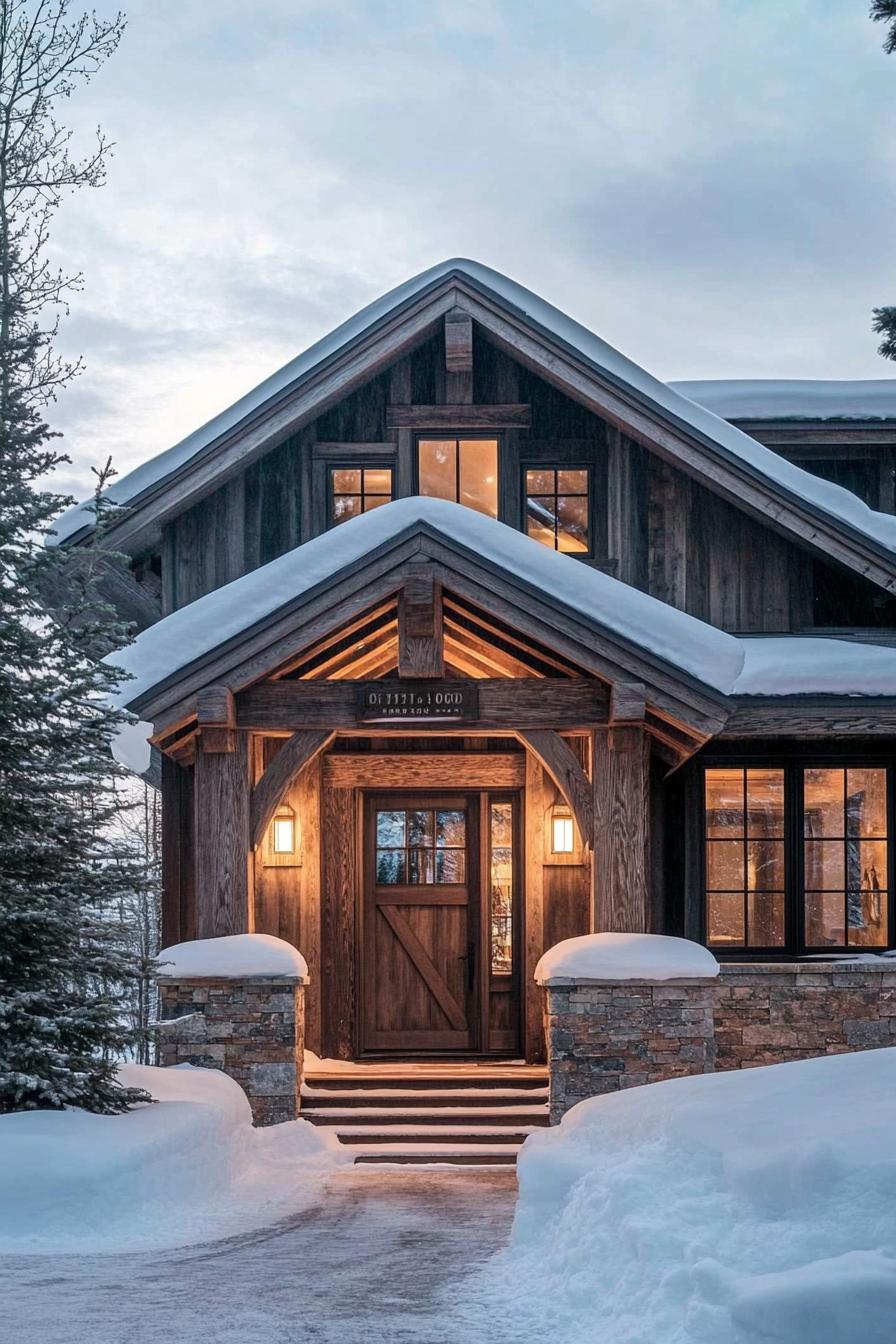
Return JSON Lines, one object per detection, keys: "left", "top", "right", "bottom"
{"left": 418, "top": 437, "right": 498, "bottom": 519}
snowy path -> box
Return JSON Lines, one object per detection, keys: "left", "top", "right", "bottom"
{"left": 1, "top": 1169, "right": 518, "bottom": 1344}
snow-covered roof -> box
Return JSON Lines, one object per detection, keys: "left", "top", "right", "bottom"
{"left": 105, "top": 501, "right": 896, "bottom": 760}
{"left": 671, "top": 379, "right": 896, "bottom": 423}
{"left": 52, "top": 259, "right": 896, "bottom": 559}
{"left": 735, "top": 636, "right": 896, "bottom": 697}
{"left": 105, "top": 497, "right": 745, "bottom": 705}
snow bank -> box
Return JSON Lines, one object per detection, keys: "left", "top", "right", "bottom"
{"left": 156, "top": 933, "right": 308, "bottom": 980}
{"left": 458, "top": 1050, "right": 896, "bottom": 1344}
{"left": 0, "top": 1063, "right": 350, "bottom": 1255}
{"left": 105, "top": 496, "right": 745, "bottom": 708}
{"left": 52, "top": 259, "right": 896, "bottom": 557}
{"left": 736, "top": 637, "right": 896, "bottom": 697}
{"left": 535, "top": 933, "right": 719, "bottom": 984}
{"left": 672, "top": 378, "right": 896, "bottom": 422}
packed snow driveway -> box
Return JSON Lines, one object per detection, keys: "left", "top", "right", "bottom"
{"left": 1, "top": 1168, "right": 519, "bottom": 1344}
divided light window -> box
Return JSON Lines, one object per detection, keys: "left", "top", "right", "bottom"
{"left": 417, "top": 438, "right": 498, "bottom": 519}
{"left": 330, "top": 466, "right": 393, "bottom": 526}
{"left": 703, "top": 764, "right": 891, "bottom": 954}
{"left": 525, "top": 467, "right": 591, "bottom": 553}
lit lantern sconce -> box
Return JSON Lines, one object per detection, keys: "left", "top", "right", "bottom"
{"left": 550, "top": 802, "right": 575, "bottom": 855}
{"left": 270, "top": 803, "right": 300, "bottom": 864}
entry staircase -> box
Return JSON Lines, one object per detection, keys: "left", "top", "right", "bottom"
{"left": 301, "top": 1062, "right": 550, "bottom": 1167}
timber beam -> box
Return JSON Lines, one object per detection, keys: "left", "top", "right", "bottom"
{"left": 250, "top": 729, "right": 335, "bottom": 849}
{"left": 236, "top": 676, "right": 610, "bottom": 732}
{"left": 516, "top": 729, "right": 594, "bottom": 848}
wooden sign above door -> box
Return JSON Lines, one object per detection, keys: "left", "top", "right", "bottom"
{"left": 358, "top": 682, "right": 479, "bottom": 723}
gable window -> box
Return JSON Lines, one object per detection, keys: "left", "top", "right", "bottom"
{"left": 417, "top": 438, "right": 498, "bottom": 518}
{"left": 703, "top": 763, "right": 892, "bottom": 954}
{"left": 330, "top": 466, "right": 393, "bottom": 526}
{"left": 525, "top": 467, "right": 591, "bottom": 554}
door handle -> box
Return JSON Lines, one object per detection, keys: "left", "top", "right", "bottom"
{"left": 462, "top": 946, "right": 475, "bottom": 999}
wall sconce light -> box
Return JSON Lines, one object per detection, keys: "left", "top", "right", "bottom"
{"left": 272, "top": 803, "right": 298, "bottom": 855}
{"left": 550, "top": 802, "right": 575, "bottom": 855}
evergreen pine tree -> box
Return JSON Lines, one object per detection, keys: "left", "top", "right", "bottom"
{"left": 0, "top": 0, "right": 148, "bottom": 1113}
{"left": 872, "top": 3, "right": 896, "bottom": 356}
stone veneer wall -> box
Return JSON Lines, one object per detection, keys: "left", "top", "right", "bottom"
{"left": 158, "top": 975, "right": 304, "bottom": 1126}
{"left": 714, "top": 962, "right": 896, "bottom": 1069}
{"left": 543, "top": 979, "right": 716, "bottom": 1123}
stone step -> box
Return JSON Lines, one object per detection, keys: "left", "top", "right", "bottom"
{"left": 327, "top": 1126, "right": 540, "bottom": 1144}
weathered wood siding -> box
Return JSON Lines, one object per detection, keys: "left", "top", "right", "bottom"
{"left": 156, "top": 322, "right": 896, "bottom": 633}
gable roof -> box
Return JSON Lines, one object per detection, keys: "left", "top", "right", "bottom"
{"left": 54, "top": 259, "right": 896, "bottom": 589}
{"left": 108, "top": 497, "right": 743, "bottom": 713}
{"left": 671, "top": 379, "right": 896, "bottom": 423}
{"left": 105, "top": 499, "right": 896, "bottom": 775}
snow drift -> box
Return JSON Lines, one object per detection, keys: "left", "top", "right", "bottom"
{"left": 0, "top": 1063, "right": 350, "bottom": 1255}
{"left": 456, "top": 1049, "right": 896, "bottom": 1344}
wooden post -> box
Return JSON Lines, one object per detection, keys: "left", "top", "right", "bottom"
{"left": 194, "top": 729, "right": 252, "bottom": 938}
{"left": 397, "top": 569, "right": 444, "bottom": 678}
{"left": 591, "top": 724, "right": 651, "bottom": 933}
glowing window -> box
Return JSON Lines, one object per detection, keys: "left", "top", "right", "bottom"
{"left": 418, "top": 439, "right": 498, "bottom": 518}
{"left": 525, "top": 468, "right": 590, "bottom": 553}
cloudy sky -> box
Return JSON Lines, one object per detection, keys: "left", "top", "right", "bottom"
{"left": 46, "top": 0, "right": 896, "bottom": 502}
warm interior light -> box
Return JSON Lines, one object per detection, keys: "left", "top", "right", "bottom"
{"left": 272, "top": 806, "right": 296, "bottom": 854}
{"left": 551, "top": 805, "right": 574, "bottom": 854}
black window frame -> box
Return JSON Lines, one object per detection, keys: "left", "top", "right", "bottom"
{"left": 414, "top": 432, "right": 503, "bottom": 519}
{"left": 521, "top": 462, "right": 595, "bottom": 558}
{"left": 700, "top": 755, "right": 896, "bottom": 958}
{"left": 327, "top": 462, "right": 395, "bottom": 529}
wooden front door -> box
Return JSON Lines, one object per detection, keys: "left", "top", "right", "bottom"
{"left": 362, "top": 793, "right": 481, "bottom": 1053}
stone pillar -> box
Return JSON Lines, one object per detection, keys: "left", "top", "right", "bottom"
{"left": 157, "top": 974, "right": 304, "bottom": 1126}
{"left": 543, "top": 977, "right": 716, "bottom": 1124}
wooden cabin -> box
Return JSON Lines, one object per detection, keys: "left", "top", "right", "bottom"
{"left": 55, "top": 260, "right": 896, "bottom": 1064}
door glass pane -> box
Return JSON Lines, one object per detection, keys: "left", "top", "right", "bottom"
{"left": 435, "top": 849, "right": 466, "bottom": 883}
{"left": 376, "top": 811, "right": 406, "bottom": 847}
{"left": 490, "top": 802, "right": 513, "bottom": 975}
{"left": 418, "top": 440, "right": 457, "bottom": 502}
{"left": 407, "top": 810, "right": 434, "bottom": 847}
{"left": 376, "top": 850, "right": 406, "bottom": 884}
{"left": 459, "top": 439, "right": 498, "bottom": 518}
{"left": 408, "top": 848, "right": 434, "bottom": 884}
{"left": 436, "top": 810, "right": 466, "bottom": 846}
{"left": 375, "top": 805, "right": 466, "bottom": 886}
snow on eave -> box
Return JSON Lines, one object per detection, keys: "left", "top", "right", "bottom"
{"left": 671, "top": 379, "right": 896, "bottom": 423}
{"left": 734, "top": 636, "right": 896, "bottom": 698}
{"left": 102, "top": 497, "right": 745, "bottom": 712}
{"left": 49, "top": 260, "right": 896, "bottom": 565}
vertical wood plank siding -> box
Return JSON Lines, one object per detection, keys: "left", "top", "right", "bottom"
{"left": 592, "top": 725, "right": 651, "bottom": 933}
{"left": 193, "top": 733, "right": 252, "bottom": 938}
